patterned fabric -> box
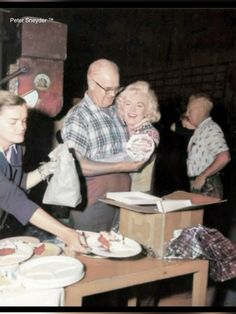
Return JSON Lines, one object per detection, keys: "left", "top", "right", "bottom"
{"left": 165, "top": 224, "right": 236, "bottom": 282}
{"left": 61, "top": 93, "right": 129, "bottom": 160}
{"left": 96, "top": 121, "right": 159, "bottom": 163}
{"left": 135, "top": 121, "right": 160, "bottom": 145}
{"left": 61, "top": 93, "right": 131, "bottom": 209}
{"left": 187, "top": 117, "right": 229, "bottom": 177}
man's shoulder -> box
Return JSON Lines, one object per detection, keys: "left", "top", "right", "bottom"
{"left": 205, "top": 118, "right": 223, "bottom": 132}
{"left": 199, "top": 117, "right": 220, "bottom": 131}
{"left": 66, "top": 98, "right": 94, "bottom": 120}
{"left": 70, "top": 97, "right": 88, "bottom": 112}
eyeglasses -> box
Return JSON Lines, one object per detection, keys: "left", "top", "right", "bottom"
{"left": 93, "top": 79, "right": 120, "bottom": 95}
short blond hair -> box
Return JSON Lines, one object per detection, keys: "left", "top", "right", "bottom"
{"left": 0, "top": 90, "right": 26, "bottom": 113}
{"left": 188, "top": 93, "right": 214, "bottom": 115}
{"left": 116, "top": 81, "right": 161, "bottom": 123}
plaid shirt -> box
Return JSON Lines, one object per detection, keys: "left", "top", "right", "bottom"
{"left": 61, "top": 93, "right": 129, "bottom": 160}
{"left": 165, "top": 225, "right": 236, "bottom": 282}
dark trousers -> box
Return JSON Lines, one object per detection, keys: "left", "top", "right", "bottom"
{"left": 69, "top": 201, "right": 119, "bottom": 232}
{"left": 190, "top": 173, "right": 223, "bottom": 198}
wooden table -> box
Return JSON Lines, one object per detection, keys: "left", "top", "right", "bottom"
{"left": 65, "top": 255, "right": 209, "bottom": 306}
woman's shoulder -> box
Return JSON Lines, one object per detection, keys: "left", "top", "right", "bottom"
{"left": 138, "top": 122, "right": 160, "bottom": 143}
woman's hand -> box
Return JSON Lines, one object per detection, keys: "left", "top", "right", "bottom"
{"left": 62, "top": 228, "right": 89, "bottom": 254}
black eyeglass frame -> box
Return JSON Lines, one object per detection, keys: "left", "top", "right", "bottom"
{"left": 93, "top": 79, "right": 121, "bottom": 95}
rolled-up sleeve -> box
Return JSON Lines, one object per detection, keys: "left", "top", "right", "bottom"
{"left": 207, "top": 126, "right": 229, "bottom": 156}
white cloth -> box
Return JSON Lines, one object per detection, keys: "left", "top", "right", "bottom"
{"left": 0, "top": 287, "right": 64, "bottom": 306}
{"left": 187, "top": 117, "right": 229, "bottom": 177}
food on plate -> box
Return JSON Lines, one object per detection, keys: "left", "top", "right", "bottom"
{"left": 98, "top": 232, "right": 110, "bottom": 250}
{"left": 33, "top": 243, "right": 45, "bottom": 255}
{"left": 31, "top": 242, "right": 61, "bottom": 257}
{"left": 98, "top": 231, "right": 124, "bottom": 252}
{"left": 0, "top": 241, "right": 16, "bottom": 256}
{"left": 0, "top": 248, "right": 15, "bottom": 256}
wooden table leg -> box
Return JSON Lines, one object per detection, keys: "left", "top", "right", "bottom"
{"left": 127, "top": 297, "right": 137, "bottom": 306}
{"left": 127, "top": 286, "right": 138, "bottom": 306}
{"left": 191, "top": 261, "right": 209, "bottom": 306}
{"left": 65, "top": 285, "right": 83, "bottom": 306}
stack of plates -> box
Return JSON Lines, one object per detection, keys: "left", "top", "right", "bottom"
{"left": 18, "top": 255, "right": 85, "bottom": 289}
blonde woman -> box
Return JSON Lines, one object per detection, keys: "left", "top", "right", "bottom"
{"left": 116, "top": 81, "right": 160, "bottom": 191}
{"left": 92, "top": 80, "right": 160, "bottom": 192}
{"left": 117, "top": 80, "right": 160, "bottom": 143}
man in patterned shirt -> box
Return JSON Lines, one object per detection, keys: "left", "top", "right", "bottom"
{"left": 61, "top": 59, "right": 144, "bottom": 231}
{"left": 185, "top": 93, "right": 231, "bottom": 198}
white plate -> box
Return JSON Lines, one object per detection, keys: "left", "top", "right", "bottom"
{"left": 0, "top": 242, "right": 33, "bottom": 266}
{"left": 0, "top": 274, "right": 21, "bottom": 291}
{"left": 18, "top": 255, "right": 85, "bottom": 289}
{"left": 126, "top": 134, "right": 155, "bottom": 161}
{"left": 76, "top": 230, "right": 104, "bottom": 258}
{"left": 0, "top": 236, "right": 40, "bottom": 245}
{"left": 78, "top": 231, "right": 142, "bottom": 258}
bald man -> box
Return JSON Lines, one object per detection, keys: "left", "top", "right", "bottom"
{"left": 62, "top": 59, "right": 144, "bottom": 231}
{"left": 185, "top": 93, "right": 230, "bottom": 198}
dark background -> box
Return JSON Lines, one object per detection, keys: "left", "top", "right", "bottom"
{"left": 1, "top": 6, "right": 235, "bottom": 225}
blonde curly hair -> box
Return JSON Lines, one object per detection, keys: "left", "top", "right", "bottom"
{"left": 116, "top": 81, "right": 161, "bottom": 123}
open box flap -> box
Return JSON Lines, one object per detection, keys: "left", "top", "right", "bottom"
{"left": 99, "top": 190, "right": 226, "bottom": 214}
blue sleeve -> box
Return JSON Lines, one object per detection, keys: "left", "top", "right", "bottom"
{"left": 0, "top": 170, "right": 38, "bottom": 225}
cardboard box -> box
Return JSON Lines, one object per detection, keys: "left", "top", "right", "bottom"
{"left": 100, "top": 190, "right": 223, "bottom": 258}
{"left": 119, "top": 206, "right": 203, "bottom": 258}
